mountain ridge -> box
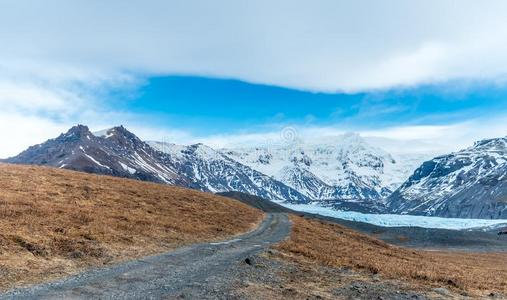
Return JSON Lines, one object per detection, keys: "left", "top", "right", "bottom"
{"left": 5, "top": 125, "right": 192, "bottom": 186}
{"left": 5, "top": 125, "right": 310, "bottom": 203}
{"left": 8, "top": 124, "right": 507, "bottom": 219}
{"left": 387, "top": 136, "right": 507, "bottom": 219}
{"left": 221, "top": 133, "right": 423, "bottom": 206}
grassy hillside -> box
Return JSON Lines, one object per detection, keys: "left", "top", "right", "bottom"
{"left": 0, "top": 163, "right": 263, "bottom": 290}
{"left": 277, "top": 216, "right": 507, "bottom": 297}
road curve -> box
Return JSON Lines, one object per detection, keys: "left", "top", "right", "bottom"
{"left": 1, "top": 213, "right": 291, "bottom": 300}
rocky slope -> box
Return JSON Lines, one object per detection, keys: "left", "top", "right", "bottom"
{"left": 148, "top": 141, "right": 309, "bottom": 202}
{"left": 387, "top": 137, "right": 507, "bottom": 219}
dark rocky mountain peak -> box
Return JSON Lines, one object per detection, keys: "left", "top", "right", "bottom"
{"left": 58, "top": 124, "right": 94, "bottom": 141}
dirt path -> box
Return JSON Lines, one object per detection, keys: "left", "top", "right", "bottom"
{"left": 1, "top": 213, "right": 291, "bottom": 300}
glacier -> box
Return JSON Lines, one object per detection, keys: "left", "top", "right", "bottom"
{"left": 279, "top": 202, "right": 507, "bottom": 230}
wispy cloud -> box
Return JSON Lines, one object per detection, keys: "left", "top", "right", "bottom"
{"left": 169, "top": 115, "right": 507, "bottom": 156}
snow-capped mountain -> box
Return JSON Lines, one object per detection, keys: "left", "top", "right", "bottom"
{"left": 5, "top": 125, "right": 309, "bottom": 203}
{"left": 387, "top": 137, "right": 507, "bottom": 219}
{"left": 148, "top": 141, "right": 309, "bottom": 202}
{"left": 8, "top": 124, "right": 507, "bottom": 219}
{"left": 222, "top": 133, "right": 422, "bottom": 207}
{"left": 4, "top": 125, "right": 194, "bottom": 187}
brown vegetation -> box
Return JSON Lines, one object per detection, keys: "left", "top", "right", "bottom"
{"left": 0, "top": 163, "right": 263, "bottom": 290}
{"left": 277, "top": 215, "right": 507, "bottom": 296}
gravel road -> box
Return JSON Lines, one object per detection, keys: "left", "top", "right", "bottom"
{"left": 1, "top": 213, "right": 291, "bottom": 300}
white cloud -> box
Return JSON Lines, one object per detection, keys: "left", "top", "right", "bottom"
{"left": 0, "top": 70, "right": 142, "bottom": 158}
{"left": 1, "top": 1, "right": 507, "bottom": 91}
{"left": 0, "top": 113, "right": 70, "bottom": 158}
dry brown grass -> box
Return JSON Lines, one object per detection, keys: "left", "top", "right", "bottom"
{"left": 0, "top": 163, "right": 263, "bottom": 290}
{"left": 277, "top": 215, "right": 507, "bottom": 297}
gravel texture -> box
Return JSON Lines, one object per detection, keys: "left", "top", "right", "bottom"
{"left": 0, "top": 213, "right": 290, "bottom": 300}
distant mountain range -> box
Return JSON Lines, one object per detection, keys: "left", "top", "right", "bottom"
{"left": 5, "top": 124, "right": 507, "bottom": 219}
{"left": 221, "top": 133, "right": 425, "bottom": 212}
{"left": 5, "top": 125, "right": 308, "bottom": 203}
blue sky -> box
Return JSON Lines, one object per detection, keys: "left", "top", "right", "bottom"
{"left": 119, "top": 76, "right": 507, "bottom": 136}
{"left": 2, "top": 1, "right": 507, "bottom": 157}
